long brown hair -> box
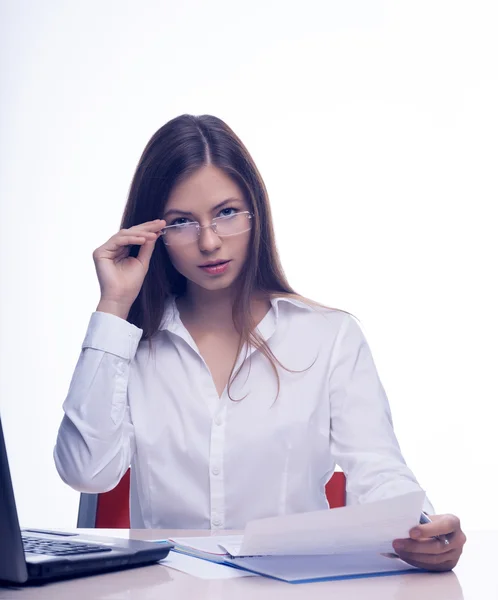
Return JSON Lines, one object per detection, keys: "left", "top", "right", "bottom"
{"left": 121, "top": 114, "right": 339, "bottom": 401}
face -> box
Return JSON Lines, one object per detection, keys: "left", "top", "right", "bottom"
{"left": 162, "top": 165, "right": 252, "bottom": 295}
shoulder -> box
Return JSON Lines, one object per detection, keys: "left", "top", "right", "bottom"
{"left": 271, "top": 294, "right": 362, "bottom": 342}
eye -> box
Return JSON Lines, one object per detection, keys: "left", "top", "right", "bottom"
{"left": 170, "top": 217, "right": 193, "bottom": 226}
{"left": 218, "top": 207, "right": 239, "bottom": 217}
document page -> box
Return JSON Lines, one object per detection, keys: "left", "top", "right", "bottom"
{"left": 219, "top": 491, "right": 425, "bottom": 557}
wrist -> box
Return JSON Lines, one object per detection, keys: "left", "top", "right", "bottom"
{"left": 96, "top": 298, "right": 132, "bottom": 320}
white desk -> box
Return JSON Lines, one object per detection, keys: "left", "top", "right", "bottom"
{"left": 0, "top": 529, "right": 494, "bottom": 599}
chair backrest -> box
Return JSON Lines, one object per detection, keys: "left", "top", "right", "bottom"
{"left": 77, "top": 469, "right": 346, "bottom": 528}
{"left": 77, "top": 469, "right": 131, "bottom": 528}
{"left": 325, "top": 471, "right": 346, "bottom": 509}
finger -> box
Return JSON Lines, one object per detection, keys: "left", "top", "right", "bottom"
{"left": 410, "top": 514, "right": 461, "bottom": 539}
{"left": 94, "top": 235, "right": 152, "bottom": 261}
{"left": 116, "top": 230, "right": 159, "bottom": 242}
{"left": 126, "top": 219, "right": 166, "bottom": 233}
{"left": 393, "top": 537, "right": 455, "bottom": 556}
{"left": 106, "top": 233, "right": 156, "bottom": 252}
{"left": 136, "top": 232, "right": 161, "bottom": 266}
{"left": 117, "top": 230, "right": 160, "bottom": 242}
{"left": 396, "top": 548, "right": 461, "bottom": 570}
{"left": 127, "top": 219, "right": 165, "bottom": 228}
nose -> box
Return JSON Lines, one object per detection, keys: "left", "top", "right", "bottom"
{"left": 197, "top": 223, "right": 222, "bottom": 253}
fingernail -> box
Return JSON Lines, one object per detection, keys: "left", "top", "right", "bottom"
{"left": 393, "top": 541, "right": 405, "bottom": 550}
{"left": 411, "top": 528, "right": 421, "bottom": 538}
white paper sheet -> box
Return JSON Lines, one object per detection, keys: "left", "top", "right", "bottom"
{"left": 159, "top": 550, "right": 256, "bottom": 579}
{"left": 168, "top": 535, "right": 242, "bottom": 557}
{"left": 218, "top": 491, "right": 426, "bottom": 557}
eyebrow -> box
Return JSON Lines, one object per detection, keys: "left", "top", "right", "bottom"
{"left": 164, "top": 198, "right": 242, "bottom": 219}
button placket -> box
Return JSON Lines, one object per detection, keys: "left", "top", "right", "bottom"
{"left": 209, "top": 403, "right": 227, "bottom": 529}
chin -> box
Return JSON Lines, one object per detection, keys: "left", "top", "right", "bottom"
{"left": 189, "top": 271, "right": 240, "bottom": 292}
{"left": 198, "top": 279, "right": 235, "bottom": 291}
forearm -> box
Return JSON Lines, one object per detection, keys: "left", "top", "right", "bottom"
{"left": 53, "top": 312, "right": 142, "bottom": 492}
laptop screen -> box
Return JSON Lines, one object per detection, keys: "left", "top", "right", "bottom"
{"left": 0, "top": 415, "right": 29, "bottom": 582}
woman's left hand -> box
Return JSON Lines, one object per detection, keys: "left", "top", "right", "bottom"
{"left": 392, "top": 514, "right": 466, "bottom": 571}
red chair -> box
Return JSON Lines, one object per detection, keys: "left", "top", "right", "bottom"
{"left": 77, "top": 469, "right": 346, "bottom": 528}
{"left": 325, "top": 471, "right": 346, "bottom": 509}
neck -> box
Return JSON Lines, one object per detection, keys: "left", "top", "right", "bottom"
{"left": 182, "top": 284, "right": 237, "bottom": 324}
{"left": 177, "top": 284, "right": 269, "bottom": 332}
{"left": 177, "top": 282, "right": 235, "bottom": 331}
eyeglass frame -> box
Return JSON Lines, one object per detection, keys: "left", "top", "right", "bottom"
{"left": 159, "top": 210, "right": 254, "bottom": 245}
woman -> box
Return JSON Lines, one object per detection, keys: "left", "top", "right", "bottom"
{"left": 54, "top": 114, "right": 465, "bottom": 571}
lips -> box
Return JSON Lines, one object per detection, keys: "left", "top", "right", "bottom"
{"left": 198, "top": 260, "right": 232, "bottom": 275}
{"left": 199, "top": 260, "right": 230, "bottom": 267}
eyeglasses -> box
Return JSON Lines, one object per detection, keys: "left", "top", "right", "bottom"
{"left": 160, "top": 211, "right": 253, "bottom": 246}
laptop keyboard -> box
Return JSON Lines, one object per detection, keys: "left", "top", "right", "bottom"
{"left": 22, "top": 535, "right": 113, "bottom": 556}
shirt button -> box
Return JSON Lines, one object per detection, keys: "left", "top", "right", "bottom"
{"left": 211, "top": 466, "right": 220, "bottom": 476}
{"left": 215, "top": 416, "right": 223, "bottom": 426}
{"left": 212, "top": 517, "right": 221, "bottom": 527}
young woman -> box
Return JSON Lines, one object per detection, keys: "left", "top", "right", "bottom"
{"left": 54, "top": 114, "right": 465, "bottom": 571}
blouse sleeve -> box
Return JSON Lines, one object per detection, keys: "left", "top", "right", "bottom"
{"left": 329, "top": 313, "right": 435, "bottom": 514}
{"left": 53, "top": 311, "right": 142, "bottom": 494}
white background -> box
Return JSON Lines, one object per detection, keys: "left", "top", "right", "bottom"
{"left": 0, "top": 0, "right": 496, "bottom": 531}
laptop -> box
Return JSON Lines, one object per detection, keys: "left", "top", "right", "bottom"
{"left": 0, "top": 415, "right": 173, "bottom": 584}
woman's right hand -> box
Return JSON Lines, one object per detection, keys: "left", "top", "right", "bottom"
{"left": 92, "top": 219, "right": 166, "bottom": 319}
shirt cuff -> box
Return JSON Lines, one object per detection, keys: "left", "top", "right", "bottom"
{"left": 82, "top": 311, "right": 143, "bottom": 360}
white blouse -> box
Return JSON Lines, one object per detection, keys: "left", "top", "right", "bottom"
{"left": 54, "top": 296, "right": 433, "bottom": 529}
